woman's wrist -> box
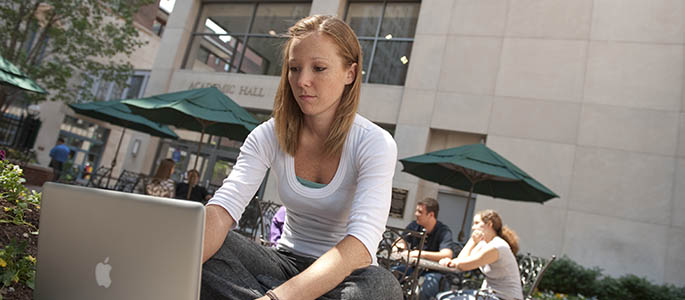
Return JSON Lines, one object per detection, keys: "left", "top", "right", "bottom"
{"left": 265, "top": 289, "right": 281, "bottom": 300}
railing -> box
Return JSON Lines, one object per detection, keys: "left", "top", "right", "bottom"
{"left": 519, "top": 253, "right": 556, "bottom": 299}
{"left": 234, "top": 196, "right": 283, "bottom": 246}
{"left": 0, "top": 113, "right": 40, "bottom": 150}
{"left": 376, "top": 226, "right": 427, "bottom": 300}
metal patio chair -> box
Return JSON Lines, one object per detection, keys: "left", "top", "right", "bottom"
{"left": 377, "top": 226, "right": 427, "bottom": 300}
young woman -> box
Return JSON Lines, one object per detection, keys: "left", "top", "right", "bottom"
{"left": 201, "top": 15, "right": 401, "bottom": 300}
{"left": 136, "top": 158, "right": 176, "bottom": 197}
{"left": 438, "top": 210, "right": 523, "bottom": 300}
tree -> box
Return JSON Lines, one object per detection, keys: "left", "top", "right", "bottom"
{"left": 0, "top": 0, "right": 155, "bottom": 112}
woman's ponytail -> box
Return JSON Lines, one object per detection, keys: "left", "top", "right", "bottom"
{"left": 499, "top": 225, "right": 519, "bottom": 255}
{"left": 478, "top": 209, "right": 520, "bottom": 254}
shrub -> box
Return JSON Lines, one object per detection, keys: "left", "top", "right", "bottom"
{"left": 538, "top": 255, "right": 602, "bottom": 297}
{"left": 0, "top": 160, "right": 40, "bottom": 228}
{"left": 0, "top": 158, "right": 41, "bottom": 299}
{"left": 532, "top": 291, "right": 595, "bottom": 300}
{"left": 595, "top": 275, "right": 685, "bottom": 300}
{"left": 0, "top": 239, "right": 35, "bottom": 290}
{"left": 2, "top": 149, "right": 37, "bottom": 166}
{"left": 538, "top": 255, "right": 685, "bottom": 300}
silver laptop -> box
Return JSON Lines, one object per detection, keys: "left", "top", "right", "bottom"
{"left": 35, "top": 182, "right": 205, "bottom": 300}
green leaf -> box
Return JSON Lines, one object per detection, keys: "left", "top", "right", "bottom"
{"left": 26, "top": 275, "right": 35, "bottom": 289}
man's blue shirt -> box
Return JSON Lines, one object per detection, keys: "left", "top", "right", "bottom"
{"left": 49, "top": 144, "right": 70, "bottom": 163}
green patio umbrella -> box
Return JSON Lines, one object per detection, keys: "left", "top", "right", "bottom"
{"left": 121, "top": 87, "right": 260, "bottom": 170}
{"left": 399, "top": 143, "right": 558, "bottom": 241}
{"left": 0, "top": 55, "right": 47, "bottom": 94}
{"left": 69, "top": 100, "right": 179, "bottom": 186}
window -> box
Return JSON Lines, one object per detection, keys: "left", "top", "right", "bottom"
{"left": 58, "top": 115, "right": 110, "bottom": 180}
{"left": 152, "top": 17, "right": 166, "bottom": 37}
{"left": 124, "top": 74, "right": 146, "bottom": 99}
{"left": 345, "top": 1, "right": 420, "bottom": 85}
{"left": 81, "top": 70, "right": 151, "bottom": 101}
{"left": 183, "top": 2, "right": 311, "bottom": 75}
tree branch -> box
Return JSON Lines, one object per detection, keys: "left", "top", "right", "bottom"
{"left": 8, "top": 0, "right": 42, "bottom": 62}
{"left": 4, "top": 1, "right": 28, "bottom": 58}
{"left": 26, "top": 11, "right": 58, "bottom": 67}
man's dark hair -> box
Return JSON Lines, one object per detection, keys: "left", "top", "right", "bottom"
{"left": 418, "top": 197, "right": 439, "bottom": 219}
{"left": 57, "top": 138, "right": 65, "bottom": 143}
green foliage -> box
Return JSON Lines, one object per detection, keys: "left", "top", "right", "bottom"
{"left": 538, "top": 255, "right": 685, "bottom": 300}
{"left": 2, "top": 149, "right": 38, "bottom": 166}
{"left": 0, "top": 0, "right": 155, "bottom": 109}
{"left": 0, "top": 158, "right": 40, "bottom": 295}
{"left": 0, "top": 240, "right": 35, "bottom": 290}
{"left": 532, "top": 291, "right": 595, "bottom": 300}
{"left": 58, "top": 159, "right": 79, "bottom": 183}
{"left": 538, "top": 255, "right": 602, "bottom": 297}
{"left": 593, "top": 275, "right": 685, "bottom": 300}
{"left": 0, "top": 160, "right": 40, "bottom": 228}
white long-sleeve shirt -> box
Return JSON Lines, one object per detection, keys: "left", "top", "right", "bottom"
{"left": 208, "top": 114, "right": 398, "bottom": 264}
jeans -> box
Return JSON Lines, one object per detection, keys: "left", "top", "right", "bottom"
{"left": 201, "top": 231, "right": 402, "bottom": 300}
{"left": 421, "top": 272, "right": 445, "bottom": 300}
{"left": 49, "top": 159, "right": 63, "bottom": 181}
{"left": 391, "top": 265, "right": 445, "bottom": 300}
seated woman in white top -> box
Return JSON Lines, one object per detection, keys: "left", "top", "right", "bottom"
{"left": 438, "top": 210, "right": 523, "bottom": 300}
{"left": 201, "top": 15, "right": 401, "bottom": 300}
{"left": 135, "top": 158, "right": 176, "bottom": 198}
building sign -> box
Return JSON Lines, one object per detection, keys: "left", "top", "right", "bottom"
{"left": 189, "top": 81, "right": 265, "bottom": 98}
{"left": 390, "top": 187, "right": 408, "bottom": 218}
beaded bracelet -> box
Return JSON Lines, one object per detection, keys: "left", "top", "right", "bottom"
{"left": 265, "top": 290, "right": 280, "bottom": 300}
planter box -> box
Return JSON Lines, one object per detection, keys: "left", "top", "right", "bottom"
{"left": 22, "top": 164, "right": 53, "bottom": 187}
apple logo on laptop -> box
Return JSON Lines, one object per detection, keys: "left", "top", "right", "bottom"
{"left": 95, "top": 257, "right": 112, "bottom": 288}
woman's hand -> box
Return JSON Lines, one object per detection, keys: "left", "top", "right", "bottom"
{"left": 439, "top": 257, "right": 459, "bottom": 268}
{"left": 471, "top": 229, "right": 484, "bottom": 243}
{"left": 438, "top": 257, "right": 452, "bottom": 266}
{"left": 267, "top": 236, "right": 371, "bottom": 300}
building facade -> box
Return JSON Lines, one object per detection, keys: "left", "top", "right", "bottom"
{"left": 32, "top": 0, "right": 685, "bottom": 285}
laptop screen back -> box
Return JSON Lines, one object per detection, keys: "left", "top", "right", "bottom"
{"left": 35, "top": 183, "right": 205, "bottom": 300}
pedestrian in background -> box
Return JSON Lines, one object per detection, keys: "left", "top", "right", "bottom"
{"left": 49, "top": 138, "right": 69, "bottom": 181}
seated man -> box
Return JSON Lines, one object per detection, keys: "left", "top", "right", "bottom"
{"left": 175, "top": 170, "right": 211, "bottom": 204}
{"left": 396, "top": 197, "right": 456, "bottom": 300}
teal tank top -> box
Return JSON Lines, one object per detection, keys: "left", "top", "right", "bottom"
{"left": 296, "top": 176, "right": 327, "bottom": 189}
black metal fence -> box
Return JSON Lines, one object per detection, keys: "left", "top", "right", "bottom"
{"left": 0, "top": 113, "right": 41, "bottom": 151}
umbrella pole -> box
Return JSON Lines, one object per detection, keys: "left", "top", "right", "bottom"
{"left": 193, "top": 128, "right": 204, "bottom": 170}
{"left": 106, "top": 128, "right": 126, "bottom": 189}
{"left": 189, "top": 124, "right": 206, "bottom": 200}
{"left": 458, "top": 185, "right": 475, "bottom": 242}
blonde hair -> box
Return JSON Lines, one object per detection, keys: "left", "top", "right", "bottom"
{"left": 273, "top": 15, "right": 363, "bottom": 157}
{"left": 185, "top": 169, "right": 200, "bottom": 200}
{"left": 478, "top": 209, "right": 520, "bottom": 254}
